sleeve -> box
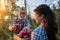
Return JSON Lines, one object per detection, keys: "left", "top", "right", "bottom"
{"left": 9, "top": 18, "right": 17, "bottom": 27}
{"left": 11, "top": 18, "right": 17, "bottom": 24}
{"left": 40, "top": 29, "right": 48, "bottom": 40}
{"left": 31, "top": 32, "right": 40, "bottom": 40}
{"left": 31, "top": 27, "right": 48, "bottom": 40}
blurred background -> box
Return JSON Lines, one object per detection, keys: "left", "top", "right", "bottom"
{"left": 0, "top": 0, "right": 60, "bottom": 40}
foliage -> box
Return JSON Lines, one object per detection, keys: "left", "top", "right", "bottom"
{"left": 52, "top": 1, "right": 60, "bottom": 40}
{"left": 0, "top": 0, "right": 20, "bottom": 40}
{"left": 55, "top": 11, "right": 60, "bottom": 40}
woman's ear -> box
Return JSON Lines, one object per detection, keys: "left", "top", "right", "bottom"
{"left": 41, "top": 14, "right": 44, "bottom": 18}
{"left": 39, "top": 14, "right": 44, "bottom": 20}
{"left": 38, "top": 14, "right": 44, "bottom": 23}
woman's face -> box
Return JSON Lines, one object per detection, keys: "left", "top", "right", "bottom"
{"left": 34, "top": 12, "right": 48, "bottom": 28}
{"left": 34, "top": 12, "right": 42, "bottom": 24}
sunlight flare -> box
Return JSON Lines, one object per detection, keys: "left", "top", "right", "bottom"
{"left": 0, "top": 0, "right": 5, "bottom": 10}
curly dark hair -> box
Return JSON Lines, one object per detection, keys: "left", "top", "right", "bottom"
{"left": 34, "top": 4, "right": 58, "bottom": 40}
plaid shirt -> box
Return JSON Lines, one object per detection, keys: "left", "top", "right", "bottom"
{"left": 10, "top": 18, "right": 32, "bottom": 34}
{"left": 31, "top": 25, "right": 48, "bottom": 40}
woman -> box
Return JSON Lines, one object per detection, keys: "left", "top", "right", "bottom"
{"left": 31, "top": 4, "right": 58, "bottom": 40}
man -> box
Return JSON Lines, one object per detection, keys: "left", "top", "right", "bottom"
{"left": 8, "top": 11, "right": 32, "bottom": 39}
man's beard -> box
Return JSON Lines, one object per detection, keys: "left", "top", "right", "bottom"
{"left": 18, "top": 16, "right": 26, "bottom": 20}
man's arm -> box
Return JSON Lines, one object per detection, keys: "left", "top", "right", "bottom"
{"left": 8, "top": 18, "right": 17, "bottom": 31}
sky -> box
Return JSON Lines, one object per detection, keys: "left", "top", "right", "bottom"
{"left": 16, "top": 0, "right": 59, "bottom": 13}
